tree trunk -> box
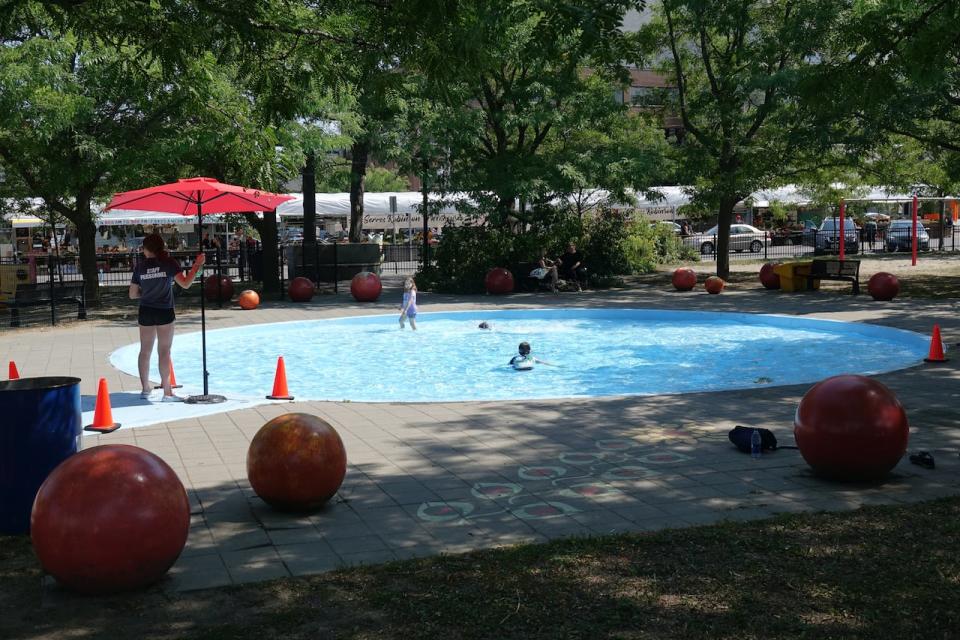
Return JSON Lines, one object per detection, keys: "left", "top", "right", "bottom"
{"left": 348, "top": 139, "right": 369, "bottom": 243}
{"left": 75, "top": 200, "right": 100, "bottom": 307}
{"left": 261, "top": 211, "right": 280, "bottom": 295}
{"left": 715, "top": 197, "right": 736, "bottom": 280}
{"left": 302, "top": 150, "right": 316, "bottom": 244}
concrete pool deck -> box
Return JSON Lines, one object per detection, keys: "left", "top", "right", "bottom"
{"left": 4, "top": 283, "right": 960, "bottom": 592}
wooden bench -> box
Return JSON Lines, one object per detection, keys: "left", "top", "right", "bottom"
{"left": 802, "top": 259, "right": 860, "bottom": 294}
{"left": 0, "top": 282, "right": 87, "bottom": 327}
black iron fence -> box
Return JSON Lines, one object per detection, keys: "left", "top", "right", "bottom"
{"left": 689, "top": 224, "right": 960, "bottom": 261}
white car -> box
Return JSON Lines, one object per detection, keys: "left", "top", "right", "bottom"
{"left": 683, "top": 224, "right": 770, "bottom": 255}
{"left": 650, "top": 221, "right": 682, "bottom": 234}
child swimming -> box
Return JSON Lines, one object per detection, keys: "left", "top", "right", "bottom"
{"left": 399, "top": 277, "right": 417, "bottom": 330}
{"left": 479, "top": 321, "right": 492, "bottom": 330}
{"left": 509, "top": 341, "right": 544, "bottom": 370}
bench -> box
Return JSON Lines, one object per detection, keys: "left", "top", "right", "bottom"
{"left": 0, "top": 282, "right": 87, "bottom": 327}
{"left": 801, "top": 259, "right": 860, "bottom": 294}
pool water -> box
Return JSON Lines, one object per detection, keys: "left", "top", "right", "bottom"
{"left": 111, "top": 309, "right": 930, "bottom": 403}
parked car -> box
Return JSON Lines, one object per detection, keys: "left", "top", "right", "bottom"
{"left": 813, "top": 217, "right": 859, "bottom": 255}
{"left": 683, "top": 224, "right": 770, "bottom": 255}
{"left": 886, "top": 219, "right": 930, "bottom": 252}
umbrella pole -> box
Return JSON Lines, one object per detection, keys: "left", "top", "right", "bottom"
{"left": 187, "top": 206, "right": 225, "bottom": 404}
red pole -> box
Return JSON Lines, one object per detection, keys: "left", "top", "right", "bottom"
{"left": 838, "top": 199, "right": 845, "bottom": 261}
{"left": 912, "top": 194, "right": 918, "bottom": 266}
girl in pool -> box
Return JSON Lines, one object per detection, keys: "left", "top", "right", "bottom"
{"left": 399, "top": 277, "right": 417, "bottom": 330}
{"left": 129, "top": 233, "right": 205, "bottom": 401}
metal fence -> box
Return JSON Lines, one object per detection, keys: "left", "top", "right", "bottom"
{"left": 689, "top": 225, "right": 960, "bottom": 262}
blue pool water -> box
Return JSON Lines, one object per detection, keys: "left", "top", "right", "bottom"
{"left": 110, "top": 309, "right": 930, "bottom": 403}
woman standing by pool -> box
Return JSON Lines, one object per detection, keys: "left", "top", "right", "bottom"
{"left": 130, "top": 233, "right": 205, "bottom": 401}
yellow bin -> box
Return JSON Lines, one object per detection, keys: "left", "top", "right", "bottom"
{"left": 774, "top": 262, "right": 819, "bottom": 292}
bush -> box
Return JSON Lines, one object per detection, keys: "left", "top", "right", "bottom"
{"left": 416, "top": 206, "right": 696, "bottom": 293}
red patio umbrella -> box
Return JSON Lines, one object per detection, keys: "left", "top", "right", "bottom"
{"left": 106, "top": 177, "right": 294, "bottom": 404}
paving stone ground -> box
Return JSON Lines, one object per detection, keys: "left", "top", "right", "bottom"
{"left": 4, "top": 281, "right": 960, "bottom": 592}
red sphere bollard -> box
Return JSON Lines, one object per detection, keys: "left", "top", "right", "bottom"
{"left": 204, "top": 275, "right": 235, "bottom": 302}
{"left": 288, "top": 276, "right": 316, "bottom": 302}
{"left": 247, "top": 413, "right": 347, "bottom": 511}
{"left": 485, "top": 268, "right": 515, "bottom": 295}
{"left": 795, "top": 375, "right": 908, "bottom": 481}
{"left": 671, "top": 268, "right": 697, "bottom": 291}
{"left": 350, "top": 271, "right": 383, "bottom": 302}
{"left": 704, "top": 276, "right": 725, "bottom": 294}
{"left": 868, "top": 272, "right": 900, "bottom": 301}
{"left": 759, "top": 263, "right": 781, "bottom": 290}
{"left": 31, "top": 445, "right": 190, "bottom": 594}
{"left": 238, "top": 289, "right": 260, "bottom": 310}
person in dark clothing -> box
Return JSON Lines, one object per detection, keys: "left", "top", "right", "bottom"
{"left": 558, "top": 242, "right": 587, "bottom": 291}
{"left": 130, "top": 233, "right": 205, "bottom": 402}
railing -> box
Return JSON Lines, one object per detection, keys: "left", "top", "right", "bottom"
{"left": 689, "top": 225, "right": 959, "bottom": 261}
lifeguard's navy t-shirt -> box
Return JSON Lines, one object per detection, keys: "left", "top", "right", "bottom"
{"left": 132, "top": 256, "right": 181, "bottom": 308}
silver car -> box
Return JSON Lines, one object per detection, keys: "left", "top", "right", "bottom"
{"left": 684, "top": 224, "right": 770, "bottom": 255}
{"left": 886, "top": 219, "right": 930, "bottom": 252}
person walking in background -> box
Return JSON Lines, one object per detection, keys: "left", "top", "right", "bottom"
{"left": 399, "top": 277, "right": 418, "bottom": 330}
{"left": 130, "top": 233, "right": 205, "bottom": 402}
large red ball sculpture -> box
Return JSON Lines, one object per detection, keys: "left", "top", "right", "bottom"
{"left": 868, "top": 272, "right": 900, "bottom": 301}
{"left": 247, "top": 413, "right": 347, "bottom": 511}
{"left": 31, "top": 445, "right": 189, "bottom": 594}
{"left": 204, "top": 275, "right": 235, "bottom": 302}
{"left": 485, "top": 268, "right": 514, "bottom": 295}
{"left": 704, "top": 276, "right": 725, "bottom": 294}
{"left": 350, "top": 271, "right": 382, "bottom": 302}
{"left": 288, "top": 276, "right": 316, "bottom": 302}
{"left": 795, "top": 375, "right": 909, "bottom": 481}
{"left": 672, "top": 268, "right": 697, "bottom": 291}
{"left": 759, "top": 263, "right": 781, "bottom": 290}
{"left": 238, "top": 289, "right": 260, "bottom": 310}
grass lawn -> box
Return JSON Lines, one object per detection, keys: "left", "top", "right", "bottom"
{"left": 3, "top": 498, "right": 959, "bottom": 639}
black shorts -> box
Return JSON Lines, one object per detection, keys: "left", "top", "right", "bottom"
{"left": 138, "top": 306, "right": 176, "bottom": 326}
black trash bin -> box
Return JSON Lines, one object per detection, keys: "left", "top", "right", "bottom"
{"left": 0, "top": 377, "right": 82, "bottom": 534}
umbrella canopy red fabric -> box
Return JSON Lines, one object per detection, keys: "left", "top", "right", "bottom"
{"left": 105, "top": 176, "right": 293, "bottom": 215}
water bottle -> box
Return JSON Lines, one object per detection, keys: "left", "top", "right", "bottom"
{"left": 750, "top": 429, "right": 762, "bottom": 459}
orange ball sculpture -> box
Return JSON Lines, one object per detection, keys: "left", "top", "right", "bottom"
{"left": 31, "top": 445, "right": 189, "bottom": 594}
{"left": 288, "top": 276, "right": 316, "bottom": 302}
{"left": 247, "top": 413, "right": 347, "bottom": 511}
{"left": 672, "top": 268, "right": 697, "bottom": 291}
{"left": 759, "top": 263, "right": 781, "bottom": 290}
{"left": 795, "top": 375, "right": 908, "bottom": 481}
{"left": 868, "top": 272, "right": 900, "bottom": 301}
{"left": 704, "top": 276, "right": 725, "bottom": 294}
{"left": 204, "top": 275, "right": 235, "bottom": 302}
{"left": 350, "top": 271, "right": 383, "bottom": 302}
{"left": 238, "top": 290, "right": 260, "bottom": 310}
{"left": 485, "top": 268, "right": 515, "bottom": 295}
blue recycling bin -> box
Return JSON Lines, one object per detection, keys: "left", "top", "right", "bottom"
{"left": 0, "top": 377, "right": 82, "bottom": 534}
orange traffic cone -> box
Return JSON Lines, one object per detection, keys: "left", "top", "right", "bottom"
{"left": 154, "top": 358, "right": 184, "bottom": 389}
{"left": 84, "top": 378, "right": 122, "bottom": 433}
{"left": 8, "top": 360, "right": 19, "bottom": 380}
{"left": 924, "top": 324, "right": 948, "bottom": 363}
{"left": 266, "top": 356, "right": 294, "bottom": 400}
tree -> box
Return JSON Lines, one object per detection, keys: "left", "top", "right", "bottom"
{"left": 647, "top": 0, "right": 844, "bottom": 278}
{"left": 407, "top": 0, "right": 650, "bottom": 227}
{"left": 0, "top": 25, "right": 205, "bottom": 304}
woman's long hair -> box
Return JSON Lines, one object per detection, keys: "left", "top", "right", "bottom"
{"left": 142, "top": 233, "right": 168, "bottom": 260}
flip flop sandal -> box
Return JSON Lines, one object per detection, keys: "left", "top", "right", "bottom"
{"left": 909, "top": 451, "right": 935, "bottom": 470}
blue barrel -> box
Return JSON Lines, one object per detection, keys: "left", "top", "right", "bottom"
{"left": 0, "top": 377, "right": 82, "bottom": 534}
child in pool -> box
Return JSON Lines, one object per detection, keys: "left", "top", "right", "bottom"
{"left": 399, "top": 277, "right": 417, "bottom": 330}
{"left": 479, "top": 321, "right": 492, "bottom": 330}
{"left": 509, "top": 341, "right": 553, "bottom": 369}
